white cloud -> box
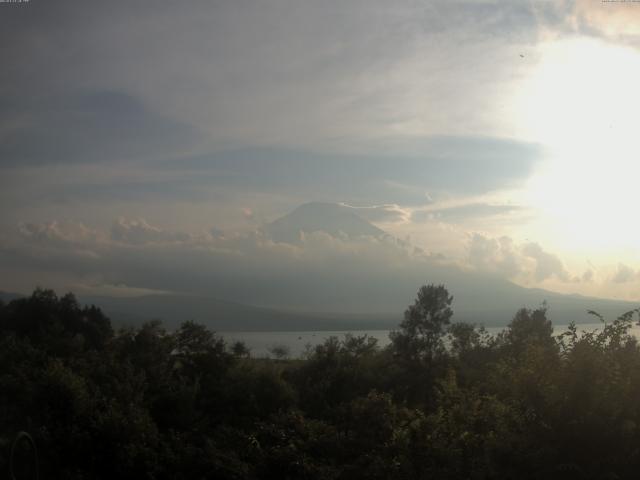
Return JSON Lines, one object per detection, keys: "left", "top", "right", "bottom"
{"left": 467, "top": 234, "right": 522, "bottom": 279}
{"left": 412, "top": 202, "right": 526, "bottom": 224}
{"left": 522, "top": 242, "right": 570, "bottom": 282}
{"left": 467, "top": 233, "right": 570, "bottom": 283}
{"left": 612, "top": 263, "right": 638, "bottom": 284}
{"left": 111, "top": 218, "right": 190, "bottom": 245}
{"left": 19, "top": 221, "right": 101, "bottom": 246}
{"left": 340, "top": 203, "right": 410, "bottom": 224}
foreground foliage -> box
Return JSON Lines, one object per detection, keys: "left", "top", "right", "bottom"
{"left": 1, "top": 286, "right": 640, "bottom": 479}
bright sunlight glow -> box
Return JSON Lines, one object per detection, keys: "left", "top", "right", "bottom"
{"left": 518, "top": 37, "right": 640, "bottom": 259}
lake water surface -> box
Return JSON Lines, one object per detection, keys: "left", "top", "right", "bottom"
{"left": 221, "top": 322, "right": 640, "bottom": 358}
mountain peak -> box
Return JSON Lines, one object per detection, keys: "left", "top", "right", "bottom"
{"left": 264, "top": 202, "right": 385, "bottom": 244}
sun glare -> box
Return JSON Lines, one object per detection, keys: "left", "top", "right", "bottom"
{"left": 518, "top": 37, "right": 640, "bottom": 258}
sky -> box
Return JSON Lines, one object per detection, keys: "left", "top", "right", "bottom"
{"left": 2, "top": 0, "right": 640, "bottom": 307}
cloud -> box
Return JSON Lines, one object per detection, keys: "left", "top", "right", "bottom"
{"left": 2, "top": 1, "right": 609, "bottom": 308}
{"left": 159, "top": 138, "right": 543, "bottom": 206}
{"left": 111, "top": 218, "right": 190, "bottom": 245}
{"left": 340, "top": 204, "right": 410, "bottom": 224}
{"left": 8, "top": 222, "right": 104, "bottom": 272}
{"left": 17, "top": 221, "right": 102, "bottom": 259}
{"left": 5, "top": 216, "right": 639, "bottom": 319}
{"left": 533, "top": 0, "right": 640, "bottom": 46}
{"left": 18, "top": 221, "right": 100, "bottom": 246}
{"left": 0, "top": 91, "right": 200, "bottom": 168}
{"left": 0, "top": 215, "right": 487, "bottom": 314}
{"left": 522, "top": 242, "right": 570, "bottom": 282}
{"left": 0, "top": 1, "right": 546, "bottom": 243}
{"left": 571, "top": 0, "right": 640, "bottom": 41}
{"left": 2, "top": 137, "right": 542, "bottom": 224}
{"left": 38, "top": 176, "right": 213, "bottom": 205}
{"left": 467, "top": 234, "right": 522, "bottom": 279}
{"left": 467, "top": 233, "right": 570, "bottom": 283}
{"left": 412, "top": 202, "right": 525, "bottom": 224}
{"left": 612, "top": 263, "right": 638, "bottom": 284}
{"left": 0, "top": 1, "right": 543, "bottom": 160}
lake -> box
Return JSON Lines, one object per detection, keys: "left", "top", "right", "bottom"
{"left": 220, "top": 321, "right": 640, "bottom": 358}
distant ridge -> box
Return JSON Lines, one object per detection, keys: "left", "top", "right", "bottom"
{"left": 0, "top": 291, "right": 24, "bottom": 303}
{"left": 1, "top": 289, "right": 396, "bottom": 331}
{"left": 2, "top": 287, "right": 639, "bottom": 331}
{"left": 78, "top": 294, "right": 398, "bottom": 332}
{"left": 264, "top": 202, "right": 385, "bottom": 244}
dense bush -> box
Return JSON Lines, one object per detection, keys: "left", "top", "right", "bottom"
{"left": 1, "top": 286, "right": 640, "bottom": 479}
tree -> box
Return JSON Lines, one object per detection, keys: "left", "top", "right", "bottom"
{"left": 231, "top": 340, "right": 251, "bottom": 359}
{"left": 268, "top": 344, "right": 291, "bottom": 360}
{"left": 390, "top": 284, "right": 453, "bottom": 362}
{"left": 174, "top": 321, "right": 222, "bottom": 357}
{"left": 504, "top": 305, "right": 555, "bottom": 354}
